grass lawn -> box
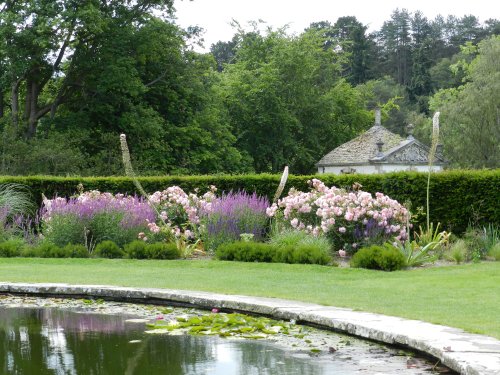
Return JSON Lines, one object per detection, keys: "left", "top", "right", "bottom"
{"left": 0, "top": 258, "right": 499, "bottom": 339}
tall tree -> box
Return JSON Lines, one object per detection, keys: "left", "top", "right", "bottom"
{"left": 219, "top": 28, "right": 371, "bottom": 173}
{"left": 429, "top": 36, "right": 500, "bottom": 168}
{"left": 0, "top": 0, "right": 173, "bottom": 138}
{"left": 377, "top": 9, "right": 413, "bottom": 86}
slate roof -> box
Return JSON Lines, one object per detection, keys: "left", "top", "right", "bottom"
{"left": 317, "top": 125, "right": 404, "bottom": 166}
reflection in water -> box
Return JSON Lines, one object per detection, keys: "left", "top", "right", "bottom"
{"left": 0, "top": 307, "right": 328, "bottom": 375}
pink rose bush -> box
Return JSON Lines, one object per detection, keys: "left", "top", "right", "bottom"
{"left": 145, "top": 185, "right": 217, "bottom": 242}
{"left": 266, "top": 179, "right": 409, "bottom": 253}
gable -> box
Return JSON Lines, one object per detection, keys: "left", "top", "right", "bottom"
{"left": 385, "top": 143, "right": 430, "bottom": 163}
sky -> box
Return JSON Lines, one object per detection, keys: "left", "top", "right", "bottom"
{"left": 173, "top": 0, "right": 500, "bottom": 51}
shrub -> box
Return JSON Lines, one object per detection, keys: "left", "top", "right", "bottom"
{"left": 269, "top": 228, "right": 332, "bottom": 264}
{"left": 41, "top": 191, "right": 154, "bottom": 248}
{"left": 216, "top": 242, "right": 274, "bottom": 263}
{"left": 280, "top": 244, "right": 331, "bottom": 265}
{"left": 125, "top": 240, "right": 148, "bottom": 259}
{"left": 0, "top": 239, "right": 24, "bottom": 257}
{"left": 63, "top": 243, "right": 89, "bottom": 258}
{"left": 216, "top": 241, "right": 330, "bottom": 265}
{"left": 462, "top": 227, "right": 488, "bottom": 261}
{"left": 488, "top": 242, "right": 500, "bottom": 261}
{"left": 202, "top": 191, "right": 269, "bottom": 251}
{"left": 266, "top": 179, "right": 409, "bottom": 253}
{"left": 351, "top": 244, "right": 406, "bottom": 271}
{"left": 147, "top": 185, "right": 216, "bottom": 242}
{"left": 446, "top": 240, "right": 468, "bottom": 264}
{"left": 32, "top": 242, "right": 66, "bottom": 258}
{"left": 269, "top": 229, "right": 310, "bottom": 248}
{"left": 145, "top": 243, "right": 180, "bottom": 260}
{"left": 93, "top": 241, "right": 124, "bottom": 259}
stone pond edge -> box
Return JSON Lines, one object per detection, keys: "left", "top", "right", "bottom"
{"left": 0, "top": 282, "right": 498, "bottom": 375}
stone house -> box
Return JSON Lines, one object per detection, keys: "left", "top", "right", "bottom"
{"left": 316, "top": 110, "right": 446, "bottom": 174}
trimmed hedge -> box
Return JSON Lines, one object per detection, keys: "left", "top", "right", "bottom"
{"left": 1, "top": 170, "right": 498, "bottom": 234}
{"left": 216, "top": 241, "right": 331, "bottom": 265}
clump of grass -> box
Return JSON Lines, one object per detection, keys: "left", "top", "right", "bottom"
{"left": 445, "top": 240, "right": 468, "bottom": 264}
{"left": 488, "top": 242, "right": 500, "bottom": 261}
{"left": 269, "top": 228, "right": 332, "bottom": 255}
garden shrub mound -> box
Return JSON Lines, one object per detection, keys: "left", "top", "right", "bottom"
{"left": 124, "top": 241, "right": 180, "bottom": 260}
{"left": 350, "top": 244, "right": 406, "bottom": 271}
{"left": 216, "top": 241, "right": 331, "bottom": 265}
{"left": 93, "top": 241, "right": 124, "bottom": 259}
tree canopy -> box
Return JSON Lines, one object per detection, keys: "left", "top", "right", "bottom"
{"left": 0, "top": 3, "right": 498, "bottom": 175}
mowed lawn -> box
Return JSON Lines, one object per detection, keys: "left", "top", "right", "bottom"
{"left": 0, "top": 258, "right": 499, "bottom": 339}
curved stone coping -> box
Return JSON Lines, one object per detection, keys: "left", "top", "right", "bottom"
{"left": 0, "top": 282, "right": 498, "bottom": 375}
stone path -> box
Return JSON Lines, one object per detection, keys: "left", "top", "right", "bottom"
{"left": 0, "top": 282, "right": 498, "bottom": 375}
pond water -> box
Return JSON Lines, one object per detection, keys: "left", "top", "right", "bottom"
{"left": 0, "top": 300, "right": 454, "bottom": 374}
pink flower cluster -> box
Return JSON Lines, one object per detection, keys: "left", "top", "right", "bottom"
{"left": 147, "top": 185, "right": 216, "bottom": 239}
{"left": 266, "top": 179, "right": 409, "bottom": 251}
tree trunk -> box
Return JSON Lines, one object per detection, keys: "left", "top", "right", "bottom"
{"left": 26, "top": 80, "right": 38, "bottom": 138}
{"left": 0, "top": 91, "right": 4, "bottom": 118}
{"left": 11, "top": 82, "right": 19, "bottom": 129}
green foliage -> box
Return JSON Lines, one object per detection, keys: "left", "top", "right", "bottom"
{"left": 43, "top": 214, "right": 85, "bottom": 248}
{"left": 216, "top": 241, "right": 331, "bottom": 265}
{"left": 32, "top": 242, "right": 66, "bottom": 258}
{"left": 488, "top": 242, "right": 500, "bottom": 261}
{"left": 88, "top": 212, "right": 142, "bottom": 248}
{"left": 351, "top": 244, "right": 406, "bottom": 271}
{"left": 0, "top": 239, "right": 24, "bottom": 257}
{"left": 218, "top": 27, "right": 371, "bottom": 173}
{"left": 396, "top": 240, "right": 438, "bottom": 267}
{"left": 0, "top": 184, "right": 34, "bottom": 211}
{"left": 145, "top": 242, "right": 180, "bottom": 260}
{"left": 0, "top": 170, "right": 499, "bottom": 235}
{"left": 124, "top": 240, "right": 179, "bottom": 260}
{"left": 269, "top": 229, "right": 332, "bottom": 254}
{"left": 413, "top": 223, "right": 449, "bottom": 253}
{"left": 125, "top": 240, "right": 148, "bottom": 259}
{"left": 446, "top": 240, "right": 468, "bottom": 264}
{"left": 62, "top": 244, "right": 90, "bottom": 258}
{"left": 463, "top": 227, "right": 488, "bottom": 261}
{"left": 482, "top": 224, "right": 499, "bottom": 253}
{"left": 430, "top": 36, "right": 500, "bottom": 168}
{"left": 147, "top": 312, "right": 298, "bottom": 340}
{"left": 93, "top": 241, "right": 124, "bottom": 259}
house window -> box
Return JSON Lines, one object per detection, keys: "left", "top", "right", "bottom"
{"left": 341, "top": 167, "right": 356, "bottom": 174}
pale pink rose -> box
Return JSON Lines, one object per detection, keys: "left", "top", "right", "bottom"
{"left": 338, "top": 249, "right": 347, "bottom": 257}
{"left": 338, "top": 227, "right": 346, "bottom": 233}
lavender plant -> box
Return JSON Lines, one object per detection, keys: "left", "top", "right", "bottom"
{"left": 201, "top": 191, "right": 270, "bottom": 252}
{"left": 41, "top": 191, "right": 155, "bottom": 249}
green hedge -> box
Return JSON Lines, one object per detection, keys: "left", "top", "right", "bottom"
{"left": 216, "top": 241, "right": 331, "bottom": 265}
{"left": 1, "top": 170, "right": 498, "bottom": 234}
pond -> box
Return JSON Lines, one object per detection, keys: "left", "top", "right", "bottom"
{"left": 0, "top": 296, "right": 454, "bottom": 374}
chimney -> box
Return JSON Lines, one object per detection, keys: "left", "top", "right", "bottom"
{"left": 376, "top": 140, "right": 384, "bottom": 156}
{"left": 375, "top": 108, "right": 381, "bottom": 126}
{"left": 406, "top": 123, "right": 415, "bottom": 139}
{"left": 436, "top": 144, "right": 443, "bottom": 158}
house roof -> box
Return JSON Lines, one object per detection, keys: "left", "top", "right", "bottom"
{"left": 316, "top": 125, "right": 446, "bottom": 167}
{"left": 317, "top": 125, "right": 403, "bottom": 166}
